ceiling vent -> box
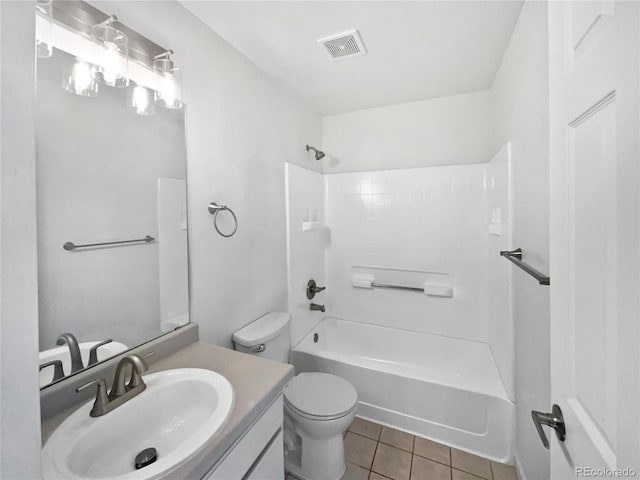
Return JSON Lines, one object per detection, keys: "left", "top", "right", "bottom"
{"left": 318, "top": 29, "right": 367, "bottom": 60}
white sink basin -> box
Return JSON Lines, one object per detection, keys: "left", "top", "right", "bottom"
{"left": 42, "top": 368, "right": 234, "bottom": 480}
{"left": 39, "top": 341, "right": 129, "bottom": 387}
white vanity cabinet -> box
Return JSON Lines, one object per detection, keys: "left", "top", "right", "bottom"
{"left": 205, "top": 395, "right": 284, "bottom": 480}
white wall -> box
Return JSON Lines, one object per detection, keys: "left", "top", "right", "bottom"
{"left": 284, "top": 164, "right": 328, "bottom": 346}
{"left": 36, "top": 52, "right": 186, "bottom": 349}
{"left": 90, "top": 1, "right": 323, "bottom": 348}
{"left": 490, "top": 2, "right": 550, "bottom": 479}
{"left": 322, "top": 90, "right": 494, "bottom": 173}
{"left": 0, "top": 1, "right": 42, "bottom": 478}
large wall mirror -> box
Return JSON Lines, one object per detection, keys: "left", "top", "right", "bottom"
{"left": 36, "top": 47, "right": 189, "bottom": 389}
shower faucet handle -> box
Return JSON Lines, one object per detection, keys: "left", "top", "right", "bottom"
{"left": 306, "top": 279, "right": 326, "bottom": 299}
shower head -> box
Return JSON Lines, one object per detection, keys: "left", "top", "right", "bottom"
{"left": 306, "top": 145, "right": 325, "bottom": 161}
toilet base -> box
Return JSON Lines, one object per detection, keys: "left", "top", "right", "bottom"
{"left": 284, "top": 435, "right": 346, "bottom": 480}
{"left": 283, "top": 404, "right": 355, "bottom": 480}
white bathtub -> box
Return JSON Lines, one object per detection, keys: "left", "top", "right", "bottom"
{"left": 291, "top": 317, "right": 514, "bottom": 463}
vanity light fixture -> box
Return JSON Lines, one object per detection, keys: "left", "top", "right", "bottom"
{"left": 91, "top": 15, "right": 129, "bottom": 88}
{"left": 62, "top": 58, "right": 100, "bottom": 97}
{"left": 127, "top": 84, "right": 156, "bottom": 116}
{"left": 153, "top": 51, "right": 183, "bottom": 109}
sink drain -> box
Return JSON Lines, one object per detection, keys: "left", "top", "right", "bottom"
{"left": 135, "top": 447, "right": 158, "bottom": 470}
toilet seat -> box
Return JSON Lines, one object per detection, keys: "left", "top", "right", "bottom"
{"left": 284, "top": 372, "right": 358, "bottom": 420}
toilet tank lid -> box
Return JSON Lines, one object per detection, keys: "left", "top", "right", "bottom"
{"left": 232, "top": 312, "right": 290, "bottom": 346}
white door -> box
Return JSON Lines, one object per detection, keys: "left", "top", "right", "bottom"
{"left": 548, "top": 0, "right": 639, "bottom": 478}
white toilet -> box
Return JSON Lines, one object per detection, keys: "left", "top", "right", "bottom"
{"left": 233, "top": 312, "right": 358, "bottom": 480}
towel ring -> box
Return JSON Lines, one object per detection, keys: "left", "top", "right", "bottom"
{"left": 208, "top": 202, "right": 238, "bottom": 237}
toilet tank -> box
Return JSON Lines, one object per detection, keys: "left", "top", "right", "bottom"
{"left": 232, "top": 312, "right": 291, "bottom": 363}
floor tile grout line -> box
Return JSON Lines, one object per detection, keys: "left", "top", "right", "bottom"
{"left": 452, "top": 468, "right": 490, "bottom": 480}
{"left": 379, "top": 439, "right": 414, "bottom": 453}
{"left": 412, "top": 450, "right": 452, "bottom": 469}
{"left": 369, "top": 434, "right": 381, "bottom": 473}
{"left": 409, "top": 435, "right": 415, "bottom": 480}
{"left": 451, "top": 464, "right": 492, "bottom": 480}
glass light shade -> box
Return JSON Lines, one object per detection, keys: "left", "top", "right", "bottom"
{"left": 35, "top": 0, "right": 53, "bottom": 58}
{"left": 92, "top": 24, "right": 129, "bottom": 88}
{"left": 62, "top": 58, "right": 100, "bottom": 97}
{"left": 127, "top": 85, "right": 156, "bottom": 116}
{"left": 153, "top": 58, "right": 183, "bottom": 109}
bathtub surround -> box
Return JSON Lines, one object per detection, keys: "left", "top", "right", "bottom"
{"left": 88, "top": 1, "right": 323, "bottom": 348}
{"left": 324, "top": 158, "right": 511, "bottom": 345}
{"left": 285, "top": 164, "right": 329, "bottom": 346}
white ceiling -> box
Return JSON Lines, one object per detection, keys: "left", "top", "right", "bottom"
{"left": 181, "top": 1, "right": 524, "bottom": 115}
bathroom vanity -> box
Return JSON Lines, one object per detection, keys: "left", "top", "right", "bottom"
{"left": 41, "top": 330, "right": 294, "bottom": 479}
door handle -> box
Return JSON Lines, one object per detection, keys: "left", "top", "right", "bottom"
{"left": 531, "top": 404, "right": 566, "bottom": 449}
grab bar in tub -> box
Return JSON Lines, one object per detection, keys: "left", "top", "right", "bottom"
{"left": 500, "top": 248, "right": 550, "bottom": 285}
{"left": 370, "top": 282, "right": 424, "bottom": 292}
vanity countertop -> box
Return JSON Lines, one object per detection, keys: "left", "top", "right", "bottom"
{"left": 41, "top": 341, "right": 294, "bottom": 479}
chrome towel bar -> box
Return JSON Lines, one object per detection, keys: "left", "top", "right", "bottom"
{"left": 500, "top": 248, "right": 550, "bottom": 285}
{"left": 63, "top": 235, "right": 155, "bottom": 251}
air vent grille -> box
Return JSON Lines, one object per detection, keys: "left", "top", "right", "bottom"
{"left": 318, "top": 30, "right": 367, "bottom": 60}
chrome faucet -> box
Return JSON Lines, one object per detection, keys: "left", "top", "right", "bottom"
{"left": 56, "top": 333, "right": 84, "bottom": 373}
{"left": 310, "top": 303, "right": 325, "bottom": 312}
{"left": 76, "top": 354, "right": 148, "bottom": 417}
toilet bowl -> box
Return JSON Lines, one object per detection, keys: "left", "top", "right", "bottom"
{"left": 233, "top": 313, "right": 358, "bottom": 480}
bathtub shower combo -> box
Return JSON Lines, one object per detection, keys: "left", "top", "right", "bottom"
{"left": 285, "top": 147, "right": 515, "bottom": 463}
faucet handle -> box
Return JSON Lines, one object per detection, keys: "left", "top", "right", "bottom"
{"left": 76, "top": 377, "right": 107, "bottom": 393}
{"left": 88, "top": 339, "right": 113, "bottom": 366}
{"left": 40, "top": 360, "right": 65, "bottom": 382}
{"left": 306, "top": 279, "right": 326, "bottom": 299}
{"left": 76, "top": 378, "right": 110, "bottom": 417}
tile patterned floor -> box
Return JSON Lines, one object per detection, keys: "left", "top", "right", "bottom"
{"left": 341, "top": 417, "right": 519, "bottom": 480}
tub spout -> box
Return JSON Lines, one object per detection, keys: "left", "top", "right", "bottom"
{"left": 310, "top": 303, "right": 325, "bottom": 313}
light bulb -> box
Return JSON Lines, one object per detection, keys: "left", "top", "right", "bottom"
{"left": 72, "top": 61, "right": 93, "bottom": 93}
{"left": 62, "top": 58, "right": 100, "bottom": 97}
{"left": 102, "top": 42, "right": 120, "bottom": 85}
{"left": 159, "top": 74, "right": 176, "bottom": 106}
{"left": 127, "top": 85, "right": 155, "bottom": 116}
